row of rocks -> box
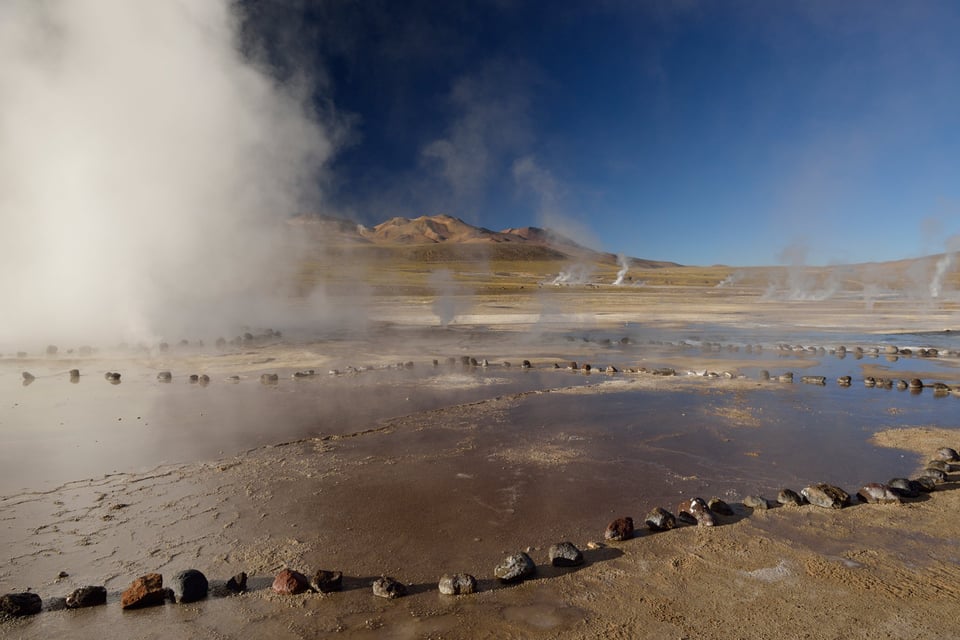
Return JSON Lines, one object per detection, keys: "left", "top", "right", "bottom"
{"left": 601, "top": 448, "right": 958, "bottom": 542}
{"left": 4, "top": 448, "right": 955, "bottom": 619}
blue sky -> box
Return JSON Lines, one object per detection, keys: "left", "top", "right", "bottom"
{"left": 245, "top": 1, "right": 960, "bottom": 266}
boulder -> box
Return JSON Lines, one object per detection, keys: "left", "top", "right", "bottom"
{"left": 372, "top": 576, "right": 407, "bottom": 599}
{"left": 742, "top": 495, "right": 769, "bottom": 510}
{"left": 225, "top": 572, "right": 247, "bottom": 593}
{"left": 604, "top": 516, "right": 635, "bottom": 541}
{"left": 777, "top": 489, "right": 806, "bottom": 506}
{"left": 310, "top": 569, "right": 343, "bottom": 593}
{"left": 0, "top": 592, "right": 43, "bottom": 617}
{"left": 272, "top": 568, "right": 309, "bottom": 595}
{"left": 644, "top": 507, "right": 676, "bottom": 531}
{"left": 935, "top": 447, "right": 960, "bottom": 462}
{"left": 65, "top": 585, "right": 107, "bottom": 609}
{"left": 856, "top": 483, "right": 900, "bottom": 505}
{"left": 707, "top": 498, "right": 734, "bottom": 516}
{"left": 121, "top": 573, "right": 166, "bottom": 609}
{"left": 170, "top": 569, "right": 208, "bottom": 603}
{"left": 494, "top": 552, "right": 536, "bottom": 583}
{"left": 801, "top": 484, "right": 850, "bottom": 509}
{"left": 548, "top": 542, "right": 584, "bottom": 567}
{"left": 438, "top": 573, "right": 478, "bottom": 595}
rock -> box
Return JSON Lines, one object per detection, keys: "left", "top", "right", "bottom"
{"left": 800, "top": 375, "right": 826, "bottom": 385}
{"left": 121, "top": 573, "right": 166, "bottom": 609}
{"left": 272, "top": 568, "right": 309, "bottom": 595}
{"left": 918, "top": 467, "right": 947, "bottom": 483}
{"left": 65, "top": 585, "right": 107, "bottom": 609}
{"left": 935, "top": 447, "right": 960, "bottom": 462}
{"left": 438, "top": 573, "right": 478, "bottom": 595}
{"left": 707, "top": 498, "right": 734, "bottom": 516}
{"left": 495, "top": 552, "right": 536, "bottom": 582}
{"left": 548, "top": 542, "right": 584, "bottom": 567}
{"left": 801, "top": 484, "right": 850, "bottom": 509}
{"left": 856, "top": 483, "right": 901, "bottom": 504}
{"left": 837, "top": 375, "right": 852, "bottom": 386}
{"left": 170, "top": 569, "right": 208, "bottom": 603}
{"left": 45, "top": 597, "right": 68, "bottom": 611}
{"left": 309, "top": 569, "right": 343, "bottom": 593}
{"left": 681, "top": 497, "right": 716, "bottom": 526}
{"left": 887, "top": 478, "right": 919, "bottom": 498}
{"left": 0, "top": 592, "right": 43, "bottom": 617}
{"left": 743, "top": 495, "right": 769, "bottom": 510}
{"left": 225, "top": 572, "right": 247, "bottom": 593}
{"left": 604, "top": 516, "right": 635, "bottom": 541}
{"left": 372, "top": 576, "right": 407, "bottom": 598}
{"left": 777, "top": 489, "right": 806, "bottom": 506}
{"left": 645, "top": 507, "right": 676, "bottom": 531}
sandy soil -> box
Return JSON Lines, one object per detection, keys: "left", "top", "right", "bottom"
{"left": 3, "top": 282, "right": 960, "bottom": 638}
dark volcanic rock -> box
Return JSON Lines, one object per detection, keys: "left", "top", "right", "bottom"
{"left": 801, "top": 484, "right": 850, "bottom": 509}
{"left": 438, "top": 573, "right": 478, "bottom": 595}
{"left": 121, "top": 573, "right": 166, "bottom": 609}
{"left": 887, "top": 478, "right": 919, "bottom": 498}
{"left": 372, "top": 576, "right": 407, "bottom": 599}
{"left": 777, "top": 489, "right": 806, "bottom": 506}
{"left": 225, "top": 572, "right": 247, "bottom": 593}
{"left": 856, "top": 483, "right": 900, "bottom": 505}
{"left": 1, "top": 592, "right": 43, "bottom": 617}
{"left": 645, "top": 507, "right": 676, "bottom": 531}
{"left": 604, "top": 516, "right": 635, "bottom": 541}
{"left": 272, "top": 568, "right": 309, "bottom": 595}
{"left": 548, "top": 541, "right": 584, "bottom": 567}
{"left": 65, "top": 585, "right": 107, "bottom": 609}
{"left": 494, "top": 552, "right": 537, "bottom": 583}
{"left": 170, "top": 569, "right": 208, "bottom": 603}
{"left": 707, "top": 498, "right": 735, "bottom": 516}
{"left": 310, "top": 569, "right": 343, "bottom": 593}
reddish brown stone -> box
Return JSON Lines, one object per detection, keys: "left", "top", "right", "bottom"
{"left": 604, "top": 516, "right": 634, "bottom": 541}
{"left": 272, "top": 568, "right": 309, "bottom": 595}
{"left": 120, "top": 573, "right": 166, "bottom": 609}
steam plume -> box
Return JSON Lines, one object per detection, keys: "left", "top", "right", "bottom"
{"left": 0, "top": 1, "right": 334, "bottom": 349}
{"left": 613, "top": 254, "right": 629, "bottom": 286}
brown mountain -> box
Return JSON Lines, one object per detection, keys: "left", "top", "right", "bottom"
{"left": 288, "top": 213, "right": 681, "bottom": 267}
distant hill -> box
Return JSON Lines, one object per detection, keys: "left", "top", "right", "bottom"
{"left": 288, "top": 213, "right": 681, "bottom": 268}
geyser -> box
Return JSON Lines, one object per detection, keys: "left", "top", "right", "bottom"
{"left": 0, "top": 0, "right": 334, "bottom": 350}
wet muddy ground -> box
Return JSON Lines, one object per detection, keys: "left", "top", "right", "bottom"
{"left": 3, "top": 313, "right": 960, "bottom": 638}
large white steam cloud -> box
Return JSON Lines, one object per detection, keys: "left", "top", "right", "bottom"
{"left": 0, "top": 1, "right": 333, "bottom": 349}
